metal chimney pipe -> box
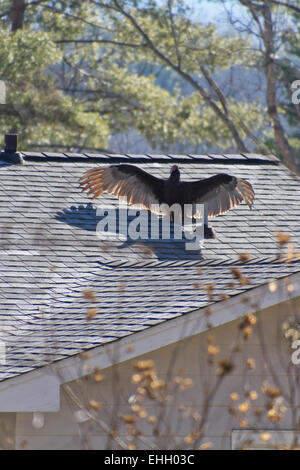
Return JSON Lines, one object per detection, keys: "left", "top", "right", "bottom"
{"left": 4, "top": 133, "right": 18, "bottom": 153}
{"left": 1, "top": 133, "right": 24, "bottom": 164}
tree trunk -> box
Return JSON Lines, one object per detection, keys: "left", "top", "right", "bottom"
{"left": 10, "top": 0, "right": 25, "bottom": 32}
{"left": 112, "top": 0, "right": 249, "bottom": 153}
{"left": 263, "top": 0, "right": 297, "bottom": 173}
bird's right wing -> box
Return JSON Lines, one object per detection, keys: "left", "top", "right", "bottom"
{"left": 181, "top": 173, "right": 255, "bottom": 218}
{"left": 79, "top": 164, "right": 165, "bottom": 213}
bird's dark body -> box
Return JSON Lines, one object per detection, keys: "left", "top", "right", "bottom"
{"left": 163, "top": 169, "right": 235, "bottom": 208}
{"left": 79, "top": 163, "right": 254, "bottom": 238}
{"left": 163, "top": 170, "right": 182, "bottom": 207}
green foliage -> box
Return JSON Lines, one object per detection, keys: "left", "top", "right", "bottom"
{"left": 275, "top": 26, "right": 300, "bottom": 159}
{"left": 0, "top": 0, "right": 265, "bottom": 152}
{"left": 0, "top": 26, "right": 109, "bottom": 150}
{"left": 0, "top": 28, "right": 60, "bottom": 78}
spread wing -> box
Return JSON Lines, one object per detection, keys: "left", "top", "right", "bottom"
{"left": 182, "top": 173, "right": 255, "bottom": 217}
{"left": 79, "top": 164, "right": 165, "bottom": 213}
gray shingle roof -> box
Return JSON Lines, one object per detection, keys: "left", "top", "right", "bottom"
{"left": 0, "top": 151, "right": 300, "bottom": 382}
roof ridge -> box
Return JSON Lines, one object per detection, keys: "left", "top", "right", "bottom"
{"left": 17, "top": 151, "right": 280, "bottom": 165}
{"left": 97, "top": 257, "right": 300, "bottom": 269}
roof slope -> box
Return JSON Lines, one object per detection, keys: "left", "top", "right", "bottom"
{"left": 0, "top": 151, "right": 300, "bottom": 382}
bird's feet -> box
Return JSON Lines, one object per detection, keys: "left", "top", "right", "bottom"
{"left": 204, "top": 225, "right": 216, "bottom": 239}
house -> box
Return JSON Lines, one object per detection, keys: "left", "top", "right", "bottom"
{"left": 0, "top": 135, "right": 300, "bottom": 450}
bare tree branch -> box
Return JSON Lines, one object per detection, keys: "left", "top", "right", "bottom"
{"left": 167, "top": 0, "right": 182, "bottom": 69}
{"left": 200, "top": 65, "right": 229, "bottom": 116}
{"left": 107, "top": 0, "right": 248, "bottom": 152}
{"left": 270, "top": 0, "right": 300, "bottom": 14}
{"left": 262, "top": 0, "right": 297, "bottom": 172}
{"left": 55, "top": 38, "right": 147, "bottom": 48}
{"left": 236, "top": 0, "right": 298, "bottom": 172}
{"left": 239, "top": 0, "right": 265, "bottom": 38}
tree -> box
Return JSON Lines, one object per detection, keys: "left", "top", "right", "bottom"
{"left": 273, "top": 1, "right": 300, "bottom": 161}
{"left": 10, "top": 0, "right": 25, "bottom": 31}
{"left": 224, "top": 0, "right": 300, "bottom": 172}
{"left": 0, "top": 0, "right": 264, "bottom": 153}
{"left": 0, "top": 1, "right": 110, "bottom": 151}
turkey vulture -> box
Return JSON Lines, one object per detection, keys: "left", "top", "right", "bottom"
{"left": 79, "top": 164, "right": 254, "bottom": 238}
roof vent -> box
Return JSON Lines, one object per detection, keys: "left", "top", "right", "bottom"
{"left": 0, "top": 133, "right": 24, "bottom": 164}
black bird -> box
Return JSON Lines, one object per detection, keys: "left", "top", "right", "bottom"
{"left": 79, "top": 164, "right": 254, "bottom": 238}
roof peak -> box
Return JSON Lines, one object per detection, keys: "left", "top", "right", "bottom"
{"left": 0, "top": 132, "right": 281, "bottom": 165}
{"left": 14, "top": 151, "right": 279, "bottom": 165}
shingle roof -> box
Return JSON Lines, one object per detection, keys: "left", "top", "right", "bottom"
{"left": 0, "top": 151, "right": 300, "bottom": 382}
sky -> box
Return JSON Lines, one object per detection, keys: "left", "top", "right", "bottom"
{"left": 186, "top": 0, "right": 247, "bottom": 28}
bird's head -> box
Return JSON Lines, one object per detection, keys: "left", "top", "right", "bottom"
{"left": 170, "top": 164, "right": 179, "bottom": 174}
{"left": 169, "top": 164, "right": 180, "bottom": 183}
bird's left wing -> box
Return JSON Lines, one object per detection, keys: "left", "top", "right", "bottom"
{"left": 181, "top": 173, "right": 255, "bottom": 217}
{"left": 79, "top": 164, "right": 165, "bottom": 213}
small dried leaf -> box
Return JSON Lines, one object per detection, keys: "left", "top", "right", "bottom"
{"left": 150, "top": 379, "right": 166, "bottom": 390}
{"left": 184, "top": 434, "right": 194, "bottom": 445}
{"left": 88, "top": 399, "right": 101, "bottom": 411}
{"left": 83, "top": 289, "right": 98, "bottom": 302}
{"left": 231, "top": 267, "right": 243, "bottom": 280}
{"left": 201, "top": 442, "right": 213, "bottom": 450}
{"left": 182, "top": 378, "right": 193, "bottom": 388}
{"left": 127, "top": 443, "right": 136, "bottom": 450}
{"left": 219, "top": 293, "right": 229, "bottom": 301}
{"left": 246, "top": 358, "right": 256, "bottom": 370}
{"left": 217, "top": 358, "right": 233, "bottom": 375}
{"left": 254, "top": 407, "right": 263, "bottom": 417}
{"left": 261, "top": 383, "right": 281, "bottom": 398}
{"left": 243, "top": 326, "right": 252, "bottom": 340}
{"left": 238, "top": 253, "right": 252, "bottom": 263}
{"left": 204, "top": 283, "right": 215, "bottom": 301}
{"left": 246, "top": 313, "right": 257, "bottom": 325}
{"left": 267, "top": 408, "right": 283, "bottom": 422}
{"left": 122, "top": 414, "right": 136, "bottom": 424}
{"left": 118, "top": 281, "right": 127, "bottom": 292}
{"left": 138, "top": 408, "right": 147, "bottom": 418}
{"left": 238, "top": 401, "right": 250, "bottom": 413}
{"left": 275, "top": 231, "right": 291, "bottom": 247}
{"left": 239, "top": 419, "right": 248, "bottom": 427}
{"left": 94, "top": 370, "right": 104, "bottom": 382}
{"left": 268, "top": 280, "right": 278, "bottom": 293}
{"left": 134, "top": 360, "right": 155, "bottom": 371}
{"left": 86, "top": 308, "right": 98, "bottom": 320}
{"left": 248, "top": 390, "right": 258, "bottom": 401}
{"left": 184, "top": 432, "right": 200, "bottom": 444}
{"left": 132, "top": 374, "right": 142, "bottom": 384}
{"left": 208, "top": 344, "right": 219, "bottom": 355}
{"left": 230, "top": 392, "right": 239, "bottom": 401}
{"left": 206, "top": 335, "right": 214, "bottom": 344}
{"left": 148, "top": 415, "right": 157, "bottom": 424}
{"left": 260, "top": 432, "right": 271, "bottom": 442}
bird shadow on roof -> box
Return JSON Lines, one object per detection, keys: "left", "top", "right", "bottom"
{"left": 55, "top": 204, "right": 204, "bottom": 262}
{"left": 0, "top": 158, "right": 21, "bottom": 168}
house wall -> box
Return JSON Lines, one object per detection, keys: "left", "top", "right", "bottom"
{"left": 14, "top": 295, "right": 300, "bottom": 450}
{"left": 0, "top": 412, "right": 16, "bottom": 449}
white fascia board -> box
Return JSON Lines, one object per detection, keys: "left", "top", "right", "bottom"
{"left": 0, "top": 270, "right": 299, "bottom": 412}
{"left": 0, "top": 368, "right": 60, "bottom": 412}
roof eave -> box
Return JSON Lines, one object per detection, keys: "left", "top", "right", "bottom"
{"left": 0, "top": 270, "right": 299, "bottom": 412}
